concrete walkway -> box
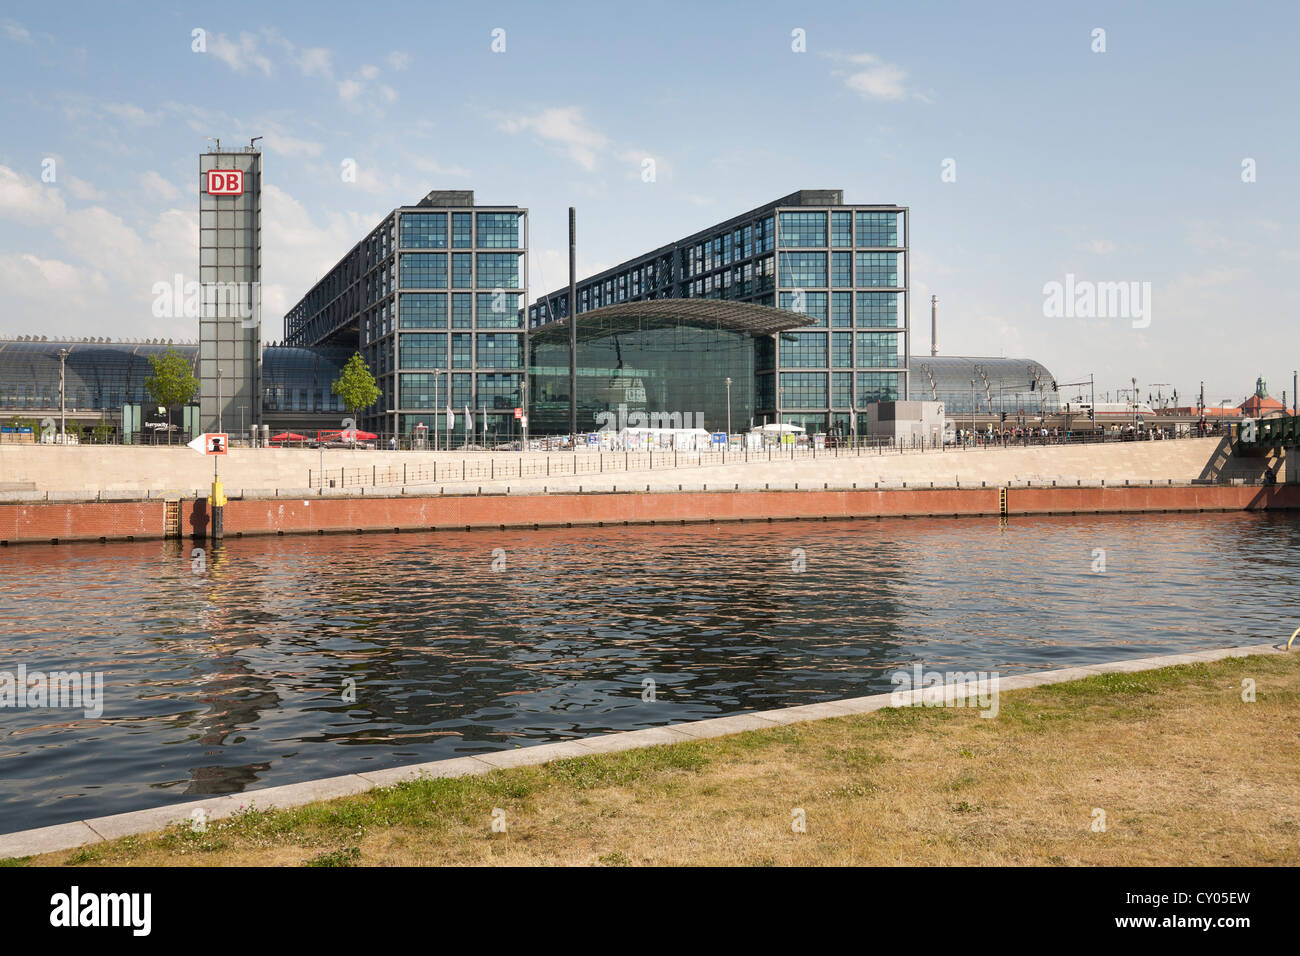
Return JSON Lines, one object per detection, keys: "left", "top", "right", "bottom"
{"left": 0, "top": 640, "right": 1287, "bottom": 859}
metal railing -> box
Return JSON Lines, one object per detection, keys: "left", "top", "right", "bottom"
{"left": 305, "top": 427, "right": 1215, "bottom": 489}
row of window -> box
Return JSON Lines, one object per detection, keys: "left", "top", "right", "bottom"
{"left": 777, "top": 332, "right": 901, "bottom": 369}
{"left": 397, "top": 253, "right": 521, "bottom": 290}
{"left": 777, "top": 211, "right": 903, "bottom": 248}
{"left": 778, "top": 252, "right": 902, "bottom": 289}
{"left": 395, "top": 292, "right": 522, "bottom": 329}
{"left": 398, "top": 372, "right": 522, "bottom": 409}
{"left": 398, "top": 212, "right": 523, "bottom": 249}
{"left": 396, "top": 332, "right": 524, "bottom": 369}
{"left": 767, "top": 371, "right": 901, "bottom": 409}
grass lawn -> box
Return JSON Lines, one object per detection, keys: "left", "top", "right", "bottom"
{"left": 8, "top": 651, "right": 1298, "bottom": 867}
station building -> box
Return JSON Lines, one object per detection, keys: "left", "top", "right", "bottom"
{"left": 283, "top": 190, "right": 527, "bottom": 443}
{"left": 529, "top": 190, "right": 910, "bottom": 438}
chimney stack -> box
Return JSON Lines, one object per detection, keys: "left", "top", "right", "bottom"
{"left": 930, "top": 295, "right": 938, "bottom": 357}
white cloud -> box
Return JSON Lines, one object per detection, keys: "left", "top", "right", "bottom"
{"left": 64, "top": 175, "right": 107, "bottom": 201}
{"left": 140, "top": 171, "right": 182, "bottom": 201}
{"left": 1082, "top": 239, "right": 1117, "bottom": 255}
{"left": 2, "top": 18, "right": 31, "bottom": 44}
{"left": 387, "top": 51, "right": 410, "bottom": 71}
{"left": 0, "top": 165, "right": 66, "bottom": 223}
{"left": 209, "top": 32, "right": 274, "bottom": 77}
{"left": 103, "top": 102, "right": 161, "bottom": 125}
{"left": 828, "top": 52, "right": 929, "bottom": 103}
{"left": 497, "top": 107, "right": 611, "bottom": 171}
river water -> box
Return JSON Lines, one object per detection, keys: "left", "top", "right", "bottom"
{"left": 1, "top": 511, "right": 1296, "bottom": 833}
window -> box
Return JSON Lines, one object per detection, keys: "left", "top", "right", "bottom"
{"left": 780, "top": 332, "right": 827, "bottom": 368}
{"left": 477, "top": 372, "right": 521, "bottom": 409}
{"left": 476, "top": 333, "right": 523, "bottom": 368}
{"left": 756, "top": 336, "right": 775, "bottom": 372}
{"left": 778, "top": 252, "right": 826, "bottom": 288}
{"left": 452, "top": 253, "right": 473, "bottom": 288}
{"left": 398, "top": 253, "right": 446, "bottom": 289}
{"left": 856, "top": 292, "right": 901, "bottom": 327}
{"left": 856, "top": 332, "right": 900, "bottom": 367}
{"left": 756, "top": 373, "right": 775, "bottom": 409}
{"left": 831, "top": 252, "right": 853, "bottom": 287}
{"left": 452, "top": 212, "right": 472, "bottom": 248}
{"left": 399, "top": 372, "right": 443, "bottom": 408}
{"left": 855, "top": 252, "right": 900, "bottom": 288}
{"left": 399, "top": 293, "right": 446, "bottom": 328}
{"left": 855, "top": 211, "right": 902, "bottom": 247}
{"left": 831, "top": 211, "right": 853, "bottom": 247}
{"left": 451, "top": 332, "right": 473, "bottom": 368}
{"left": 399, "top": 212, "right": 447, "bottom": 248}
{"left": 832, "top": 371, "right": 853, "bottom": 407}
{"left": 452, "top": 293, "right": 473, "bottom": 328}
{"left": 451, "top": 372, "right": 473, "bottom": 407}
{"left": 832, "top": 332, "right": 853, "bottom": 368}
{"left": 476, "top": 253, "right": 519, "bottom": 289}
{"left": 831, "top": 292, "right": 853, "bottom": 327}
{"left": 780, "top": 372, "right": 827, "bottom": 409}
{"left": 778, "top": 211, "right": 826, "bottom": 247}
{"left": 476, "top": 292, "right": 522, "bottom": 328}
{"left": 856, "top": 372, "right": 900, "bottom": 406}
{"left": 399, "top": 332, "right": 447, "bottom": 368}
{"left": 476, "top": 212, "right": 519, "bottom": 248}
{"left": 778, "top": 290, "right": 828, "bottom": 326}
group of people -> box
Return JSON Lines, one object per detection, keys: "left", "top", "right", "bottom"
{"left": 954, "top": 425, "right": 1071, "bottom": 446}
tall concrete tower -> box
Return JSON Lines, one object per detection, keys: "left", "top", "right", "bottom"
{"left": 198, "top": 142, "right": 262, "bottom": 435}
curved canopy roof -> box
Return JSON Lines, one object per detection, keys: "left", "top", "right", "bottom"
{"left": 532, "top": 298, "right": 808, "bottom": 340}
{"left": 909, "top": 355, "right": 1059, "bottom": 399}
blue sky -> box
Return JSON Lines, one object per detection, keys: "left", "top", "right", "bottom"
{"left": 1, "top": 0, "right": 1296, "bottom": 406}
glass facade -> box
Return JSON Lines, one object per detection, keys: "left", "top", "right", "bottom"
{"left": 283, "top": 194, "right": 527, "bottom": 435}
{"left": 528, "top": 311, "right": 760, "bottom": 435}
{"left": 525, "top": 192, "right": 910, "bottom": 432}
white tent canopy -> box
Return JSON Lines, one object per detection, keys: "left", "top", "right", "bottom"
{"left": 752, "top": 422, "right": 805, "bottom": 434}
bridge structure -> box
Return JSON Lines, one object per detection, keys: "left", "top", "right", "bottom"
{"left": 1238, "top": 414, "right": 1300, "bottom": 450}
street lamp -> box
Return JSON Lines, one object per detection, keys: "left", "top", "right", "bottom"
{"left": 57, "top": 348, "right": 68, "bottom": 443}
{"left": 216, "top": 366, "right": 223, "bottom": 434}
{"left": 724, "top": 376, "right": 732, "bottom": 437}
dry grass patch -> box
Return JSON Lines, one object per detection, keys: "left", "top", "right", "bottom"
{"left": 11, "top": 652, "right": 1299, "bottom": 866}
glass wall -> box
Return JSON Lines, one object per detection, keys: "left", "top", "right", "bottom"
{"left": 528, "top": 313, "right": 758, "bottom": 435}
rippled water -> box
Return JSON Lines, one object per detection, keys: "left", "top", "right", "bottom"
{"left": 1, "top": 511, "right": 1296, "bottom": 832}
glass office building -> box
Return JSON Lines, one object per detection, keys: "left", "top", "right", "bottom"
{"left": 527, "top": 300, "right": 803, "bottom": 436}
{"left": 529, "top": 190, "right": 908, "bottom": 438}
{"left": 284, "top": 190, "right": 527, "bottom": 441}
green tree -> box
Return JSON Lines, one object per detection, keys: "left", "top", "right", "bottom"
{"left": 144, "top": 348, "right": 199, "bottom": 445}
{"left": 331, "top": 352, "right": 381, "bottom": 439}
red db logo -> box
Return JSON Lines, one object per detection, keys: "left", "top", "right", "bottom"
{"left": 206, "top": 170, "right": 243, "bottom": 196}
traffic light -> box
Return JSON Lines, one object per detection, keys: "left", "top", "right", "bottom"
{"left": 1000, "top": 411, "right": 1007, "bottom": 423}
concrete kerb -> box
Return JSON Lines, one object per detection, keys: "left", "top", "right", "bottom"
{"left": 0, "top": 640, "right": 1290, "bottom": 859}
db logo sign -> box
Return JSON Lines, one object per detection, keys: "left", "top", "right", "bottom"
{"left": 206, "top": 169, "right": 243, "bottom": 196}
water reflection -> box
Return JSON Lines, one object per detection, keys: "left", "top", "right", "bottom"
{"left": 1, "top": 511, "right": 1296, "bottom": 832}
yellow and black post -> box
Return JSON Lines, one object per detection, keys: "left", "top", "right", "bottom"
{"left": 210, "top": 456, "right": 225, "bottom": 541}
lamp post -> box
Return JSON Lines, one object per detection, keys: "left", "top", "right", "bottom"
{"left": 57, "top": 348, "right": 68, "bottom": 443}
{"left": 520, "top": 375, "right": 528, "bottom": 450}
{"left": 216, "top": 367, "right": 223, "bottom": 435}
{"left": 724, "top": 376, "right": 732, "bottom": 437}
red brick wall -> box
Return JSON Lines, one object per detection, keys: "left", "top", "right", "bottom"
{"left": 0, "top": 501, "right": 164, "bottom": 544}
{"left": 2, "top": 484, "right": 1297, "bottom": 545}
